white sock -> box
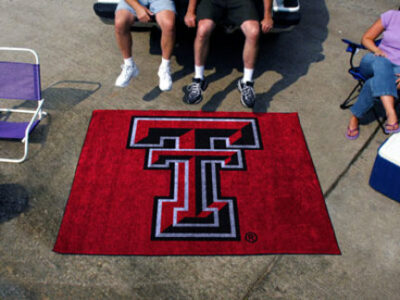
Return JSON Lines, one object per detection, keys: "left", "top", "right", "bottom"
{"left": 160, "top": 57, "right": 170, "bottom": 69}
{"left": 243, "top": 68, "right": 254, "bottom": 83}
{"left": 124, "top": 57, "right": 134, "bottom": 66}
{"left": 194, "top": 65, "right": 205, "bottom": 80}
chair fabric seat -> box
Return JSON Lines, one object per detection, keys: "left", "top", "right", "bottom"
{"left": 0, "top": 120, "right": 40, "bottom": 140}
{"left": 0, "top": 61, "right": 41, "bottom": 101}
{"left": 349, "top": 67, "right": 366, "bottom": 81}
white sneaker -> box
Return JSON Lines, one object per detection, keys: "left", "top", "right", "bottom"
{"left": 115, "top": 63, "right": 139, "bottom": 87}
{"left": 158, "top": 65, "right": 172, "bottom": 91}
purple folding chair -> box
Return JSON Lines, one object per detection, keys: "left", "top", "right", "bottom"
{"left": 0, "top": 47, "right": 46, "bottom": 163}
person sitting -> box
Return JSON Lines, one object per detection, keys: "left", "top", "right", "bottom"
{"left": 183, "top": 0, "right": 273, "bottom": 108}
{"left": 114, "top": 0, "right": 176, "bottom": 91}
{"left": 346, "top": 8, "right": 400, "bottom": 140}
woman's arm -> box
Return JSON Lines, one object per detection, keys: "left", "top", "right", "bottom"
{"left": 361, "top": 18, "right": 386, "bottom": 56}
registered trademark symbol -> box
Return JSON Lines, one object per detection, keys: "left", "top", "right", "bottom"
{"left": 245, "top": 232, "right": 258, "bottom": 243}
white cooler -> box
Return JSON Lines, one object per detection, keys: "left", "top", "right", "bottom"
{"left": 369, "top": 133, "right": 400, "bottom": 203}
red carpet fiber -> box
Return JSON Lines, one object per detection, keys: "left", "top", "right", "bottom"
{"left": 54, "top": 110, "right": 340, "bottom": 255}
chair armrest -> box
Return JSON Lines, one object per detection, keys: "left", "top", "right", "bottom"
{"left": 341, "top": 39, "right": 366, "bottom": 52}
{"left": 342, "top": 38, "right": 382, "bottom": 52}
{"left": 341, "top": 39, "right": 381, "bottom": 70}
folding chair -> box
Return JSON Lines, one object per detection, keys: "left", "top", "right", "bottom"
{"left": 340, "top": 39, "right": 399, "bottom": 134}
{"left": 0, "top": 47, "right": 47, "bottom": 163}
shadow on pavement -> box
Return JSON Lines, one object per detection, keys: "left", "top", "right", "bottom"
{"left": 30, "top": 80, "right": 101, "bottom": 144}
{"left": 0, "top": 80, "right": 101, "bottom": 145}
{"left": 0, "top": 184, "right": 30, "bottom": 223}
{"left": 42, "top": 80, "right": 101, "bottom": 111}
{"left": 146, "top": 0, "right": 329, "bottom": 111}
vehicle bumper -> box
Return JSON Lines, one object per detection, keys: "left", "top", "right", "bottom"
{"left": 93, "top": 2, "right": 300, "bottom": 31}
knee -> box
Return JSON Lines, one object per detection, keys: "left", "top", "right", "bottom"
{"left": 161, "top": 18, "right": 175, "bottom": 34}
{"left": 373, "top": 56, "right": 392, "bottom": 70}
{"left": 197, "top": 23, "right": 213, "bottom": 40}
{"left": 244, "top": 24, "right": 260, "bottom": 41}
{"left": 115, "top": 16, "right": 131, "bottom": 35}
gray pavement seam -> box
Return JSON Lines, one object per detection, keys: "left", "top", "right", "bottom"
{"left": 323, "top": 125, "right": 380, "bottom": 199}
{"left": 241, "top": 124, "right": 381, "bottom": 300}
{"left": 241, "top": 256, "right": 282, "bottom": 300}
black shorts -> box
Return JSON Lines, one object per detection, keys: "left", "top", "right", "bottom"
{"left": 196, "top": 0, "right": 260, "bottom": 26}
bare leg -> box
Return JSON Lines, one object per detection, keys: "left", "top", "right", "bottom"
{"left": 241, "top": 20, "right": 260, "bottom": 69}
{"left": 194, "top": 19, "right": 215, "bottom": 67}
{"left": 156, "top": 10, "right": 176, "bottom": 60}
{"left": 380, "top": 95, "right": 398, "bottom": 126}
{"left": 115, "top": 10, "right": 135, "bottom": 59}
{"left": 348, "top": 115, "right": 359, "bottom": 129}
{"left": 347, "top": 115, "right": 359, "bottom": 136}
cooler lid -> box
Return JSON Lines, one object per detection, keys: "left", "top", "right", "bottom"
{"left": 378, "top": 133, "right": 400, "bottom": 167}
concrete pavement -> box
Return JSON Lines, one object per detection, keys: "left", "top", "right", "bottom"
{"left": 1, "top": 0, "right": 399, "bottom": 299}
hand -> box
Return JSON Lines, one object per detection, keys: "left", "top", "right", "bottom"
{"left": 260, "top": 14, "right": 273, "bottom": 33}
{"left": 136, "top": 5, "right": 153, "bottom": 23}
{"left": 396, "top": 74, "right": 400, "bottom": 89}
{"left": 374, "top": 49, "right": 387, "bottom": 57}
{"left": 184, "top": 12, "right": 196, "bottom": 28}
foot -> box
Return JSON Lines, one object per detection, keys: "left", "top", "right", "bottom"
{"left": 115, "top": 63, "right": 139, "bottom": 87}
{"left": 384, "top": 122, "right": 400, "bottom": 134}
{"left": 238, "top": 79, "right": 256, "bottom": 108}
{"left": 158, "top": 65, "right": 172, "bottom": 91}
{"left": 345, "top": 126, "right": 360, "bottom": 140}
{"left": 184, "top": 78, "right": 207, "bottom": 104}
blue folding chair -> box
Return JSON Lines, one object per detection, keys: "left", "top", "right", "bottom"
{"left": 0, "top": 47, "right": 47, "bottom": 163}
{"left": 340, "top": 39, "right": 397, "bottom": 134}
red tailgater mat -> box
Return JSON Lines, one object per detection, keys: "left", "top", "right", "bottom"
{"left": 54, "top": 110, "right": 340, "bottom": 255}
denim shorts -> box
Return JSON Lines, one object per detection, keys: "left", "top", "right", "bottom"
{"left": 116, "top": 0, "right": 176, "bottom": 15}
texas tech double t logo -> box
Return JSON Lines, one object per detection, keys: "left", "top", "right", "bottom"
{"left": 128, "top": 117, "right": 262, "bottom": 240}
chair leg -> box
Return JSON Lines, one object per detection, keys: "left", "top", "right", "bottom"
{"left": 0, "top": 134, "right": 29, "bottom": 163}
{"left": 340, "top": 81, "right": 363, "bottom": 109}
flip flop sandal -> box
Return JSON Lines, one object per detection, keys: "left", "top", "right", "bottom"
{"left": 384, "top": 122, "right": 400, "bottom": 134}
{"left": 345, "top": 127, "right": 360, "bottom": 140}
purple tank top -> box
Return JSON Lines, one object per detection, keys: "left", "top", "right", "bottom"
{"left": 379, "top": 10, "right": 400, "bottom": 66}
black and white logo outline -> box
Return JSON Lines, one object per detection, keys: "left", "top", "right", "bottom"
{"left": 128, "top": 117, "right": 262, "bottom": 241}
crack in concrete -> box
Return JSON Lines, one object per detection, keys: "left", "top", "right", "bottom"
{"left": 242, "top": 124, "right": 383, "bottom": 300}
{"left": 323, "top": 125, "right": 381, "bottom": 199}
{"left": 241, "top": 256, "right": 282, "bottom": 300}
